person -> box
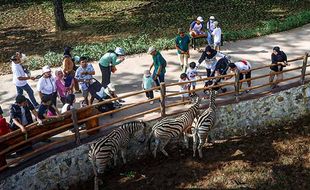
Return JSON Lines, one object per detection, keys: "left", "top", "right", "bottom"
{"left": 0, "top": 106, "right": 11, "bottom": 136}
{"left": 142, "top": 70, "right": 155, "bottom": 104}
{"left": 208, "top": 57, "right": 231, "bottom": 93}
{"left": 206, "top": 16, "right": 216, "bottom": 46}
{"left": 37, "top": 65, "right": 57, "bottom": 106}
{"left": 61, "top": 94, "right": 76, "bottom": 113}
{"left": 75, "top": 56, "right": 95, "bottom": 105}
{"left": 37, "top": 95, "right": 61, "bottom": 120}
{"left": 186, "top": 62, "right": 200, "bottom": 95}
{"left": 175, "top": 28, "right": 191, "bottom": 72}
{"left": 55, "top": 68, "right": 73, "bottom": 105}
{"left": 98, "top": 47, "right": 125, "bottom": 88}
{"left": 11, "top": 55, "right": 39, "bottom": 108}
{"left": 227, "top": 60, "right": 252, "bottom": 93}
{"left": 63, "top": 46, "right": 80, "bottom": 93}
{"left": 270, "top": 46, "right": 289, "bottom": 88}
{"left": 198, "top": 45, "right": 227, "bottom": 80}
{"left": 179, "top": 73, "right": 190, "bottom": 102}
{"left": 104, "top": 83, "right": 124, "bottom": 106}
{"left": 212, "top": 21, "right": 222, "bottom": 51}
{"left": 148, "top": 46, "right": 167, "bottom": 87}
{"left": 189, "top": 16, "right": 206, "bottom": 38}
{"left": 9, "top": 95, "right": 40, "bottom": 133}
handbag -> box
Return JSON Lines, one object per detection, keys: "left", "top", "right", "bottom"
{"left": 111, "top": 66, "right": 117, "bottom": 73}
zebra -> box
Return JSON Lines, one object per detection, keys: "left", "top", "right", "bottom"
{"left": 192, "top": 89, "right": 217, "bottom": 158}
{"left": 88, "top": 121, "right": 146, "bottom": 190}
{"left": 148, "top": 95, "right": 201, "bottom": 158}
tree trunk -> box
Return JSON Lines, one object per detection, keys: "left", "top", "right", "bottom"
{"left": 53, "top": 0, "right": 67, "bottom": 31}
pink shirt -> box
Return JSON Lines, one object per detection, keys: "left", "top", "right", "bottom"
{"left": 55, "top": 79, "right": 66, "bottom": 98}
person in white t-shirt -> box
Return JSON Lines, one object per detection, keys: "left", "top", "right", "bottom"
{"left": 37, "top": 66, "right": 57, "bottom": 106}
{"left": 227, "top": 60, "right": 252, "bottom": 93}
{"left": 212, "top": 21, "right": 222, "bottom": 51}
{"left": 186, "top": 62, "right": 201, "bottom": 94}
{"left": 11, "top": 55, "right": 39, "bottom": 107}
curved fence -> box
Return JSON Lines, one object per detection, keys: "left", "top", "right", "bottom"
{"left": 0, "top": 52, "right": 309, "bottom": 174}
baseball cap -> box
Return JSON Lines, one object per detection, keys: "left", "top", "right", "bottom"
{"left": 209, "top": 16, "right": 215, "bottom": 20}
{"left": 115, "top": 47, "right": 125, "bottom": 56}
{"left": 197, "top": 16, "right": 204, "bottom": 22}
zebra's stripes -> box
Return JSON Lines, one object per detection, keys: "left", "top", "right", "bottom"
{"left": 148, "top": 96, "right": 201, "bottom": 158}
{"left": 192, "top": 90, "right": 217, "bottom": 158}
{"left": 88, "top": 121, "right": 146, "bottom": 176}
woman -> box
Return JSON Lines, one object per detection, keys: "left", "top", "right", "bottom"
{"left": 98, "top": 47, "right": 125, "bottom": 88}
{"left": 37, "top": 66, "right": 57, "bottom": 106}
{"left": 55, "top": 68, "right": 73, "bottom": 105}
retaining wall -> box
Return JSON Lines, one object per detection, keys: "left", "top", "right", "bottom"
{"left": 1, "top": 83, "right": 310, "bottom": 190}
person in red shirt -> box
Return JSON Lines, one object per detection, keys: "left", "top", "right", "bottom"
{"left": 0, "top": 106, "right": 11, "bottom": 136}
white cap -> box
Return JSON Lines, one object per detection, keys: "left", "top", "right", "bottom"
{"left": 107, "top": 83, "right": 115, "bottom": 91}
{"left": 209, "top": 16, "right": 215, "bottom": 20}
{"left": 197, "top": 16, "right": 204, "bottom": 22}
{"left": 42, "top": 65, "right": 51, "bottom": 73}
{"left": 147, "top": 46, "right": 156, "bottom": 54}
{"left": 115, "top": 47, "right": 125, "bottom": 56}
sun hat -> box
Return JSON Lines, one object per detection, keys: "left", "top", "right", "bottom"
{"left": 115, "top": 47, "right": 125, "bottom": 56}
{"left": 147, "top": 46, "right": 156, "bottom": 54}
{"left": 197, "top": 16, "right": 204, "bottom": 22}
{"left": 209, "top": 16, "right": 215, "bottom": 20}
{"left": 107, "top": 83, "right": 115, "bottom": 91}
{"left": 144, "top": 70, "right": 151, "bottom": 77}
{"left": 42, "top": 65, "right": 51, "bottom": 73}
{"left": 15, "top": 94, "right": 27, "bottom": 104}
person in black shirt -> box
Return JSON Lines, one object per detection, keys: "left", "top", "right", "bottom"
{"left": 37, "top": 95, "right": 61, "bottom": 120}
{"left": 9, "top": 95, "right": 40, "bottom": 133}
{"left": 270, "top": 46, "right": 289, "bottom": 88}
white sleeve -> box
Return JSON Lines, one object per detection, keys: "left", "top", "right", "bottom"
{"left": 216, "top": 52, "right": 226, "bottom": 58}
{"left": 37, "top": 78, "right": 42, "bottom": 92}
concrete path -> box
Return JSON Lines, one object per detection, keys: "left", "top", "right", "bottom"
{"left": 0, "top": 24, "right": 310, "bottom": 122}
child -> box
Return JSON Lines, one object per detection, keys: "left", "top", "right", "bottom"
{"left": 186, "top": 62, "right": 200, "bottom": 95}
{"left": 179, "top": 73, "right": 190, "bottom": 102}
{"left": 38, "top": 95, "right": 61, "bottom": 120}
{"left": 61, "top": 94, "right": 76, "bottom": 113}
{"left": 142, "top": 70, "right": 155, "bottom": 104}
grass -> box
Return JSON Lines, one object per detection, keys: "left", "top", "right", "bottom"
{"left": 0, "top": 0, "right": 310, "bottom": 74}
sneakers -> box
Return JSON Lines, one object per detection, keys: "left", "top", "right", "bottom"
{"left": 118, "top": 99, "right": 125, "bottom": 103}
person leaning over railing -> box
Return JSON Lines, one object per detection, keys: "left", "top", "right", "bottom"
{"left": 270, "top": 46, "right": 289, "bottom": 89}
{"left": 37, "top": 95, "right": 61, "bottom": 120}
{"left": 148, "top": 46, "right": 167, "bottom": 87}
{"left": 227, "top": 60, "right": 252, "bottom": 93}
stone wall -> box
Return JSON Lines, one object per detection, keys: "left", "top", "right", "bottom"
{"left": 1, "top": 83, "right": 310, "bottom": 190}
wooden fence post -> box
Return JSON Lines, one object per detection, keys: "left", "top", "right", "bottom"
{"left": 235, "top": 70, "right": 240, "bottom": 102}
{"left": 159, "top": 82, "right": 166, "bottom": 117}
{"left": 71, "top": 108, "right": 81, "bottom": 145}
{"left": 300, "top": 52, "right": 309, "bottom": 85}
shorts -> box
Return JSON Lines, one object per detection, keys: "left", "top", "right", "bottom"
{"left": 270, "top": 65, "right": 284, "bottom": 72}
{"left": 239, "top": 71, "right": 251, "bottom": 80}
{"left": 180, "top": 90, "right": 189, "bottom": 98}
{"left": 82, "top": 89, "right": 89, "bottom": 98}
{"left": 190, "top": 81, "right": 196, "bottom": 87}
{"left": 214, "top": 42, "right": 221, "bottom": 47}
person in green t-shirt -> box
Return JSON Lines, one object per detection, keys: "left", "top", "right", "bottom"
{"left": 98, "top": 47, "right": 125, "bottom": 87}
{"left": 175, "top": 28, "right": 191, "bottom": 73}
{"left": 148, "top": 46, "right": 167, "bottom": 86}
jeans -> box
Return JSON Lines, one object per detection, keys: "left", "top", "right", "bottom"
{"left": 153, "top": 72, "right": 165, "bottom": 86}
{"left": 99, "top": 65, "right": 111, "bottom": 88}
{"left": 207, "top": 31, "right": 213, "bottom": 46}
{"left": 145, "top": 90, "right": 154, "bottom": 99}
{"left": 16, "top": 84, "right": 39, "bottom": 107}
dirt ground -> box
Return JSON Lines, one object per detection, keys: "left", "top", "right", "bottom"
{"left": 76, "top": 124, "right": 310, "bottom": 190}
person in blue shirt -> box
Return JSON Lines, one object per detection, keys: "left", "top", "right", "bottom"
{"left": 148, "top": 47, "right": 167, "bottom": 87}
{"left": 175, "top": 28, "right": 191, "bottom": 72}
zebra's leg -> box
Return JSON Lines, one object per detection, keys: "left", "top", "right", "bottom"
{"left": 153, "top": 138, "right": 160, "bottom": 158}
{"left": 183, "top": 132, "right": 189, "bottom": 149}
{"left": 113, "top": 154, "right": 118, "bottom": 166}
{"left": 160, "top": 138, "right": 170, "bottom": 157}
{"left": 192, "top": 133, "right": 198, "bottom": 157}
{"left": 120, "top": 148, "right": 127, "bottom": 164}
{"left": 197, "top": 135, "right": 206, "bottom": 158}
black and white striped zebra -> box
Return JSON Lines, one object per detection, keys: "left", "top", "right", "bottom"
{"left": 192, "top": 90, "right": 217, "bottom": 158}
{"left": 148, "top": 96, "right": 201, "bottom": 158}
{"left": 88, "top": 121, "right": 146, "bottom": 190}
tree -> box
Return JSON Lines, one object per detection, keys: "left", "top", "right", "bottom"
{"left": 53, "top": 0, "right": 68, "bottom": 31}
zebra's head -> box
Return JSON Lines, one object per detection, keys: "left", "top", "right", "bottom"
{"left": 189, "top": 94, "right": 201, "bottom": 104}
{"left": 132, "top": 121, "right": 147, "bottom": 143}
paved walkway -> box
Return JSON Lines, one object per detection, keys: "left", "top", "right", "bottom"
{"left": 0, "top": 24, "right": 310, "bottom": 122}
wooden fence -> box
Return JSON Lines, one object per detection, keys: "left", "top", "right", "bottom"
{"left": 0, "top": 52, "right": 309, "bottom": 174}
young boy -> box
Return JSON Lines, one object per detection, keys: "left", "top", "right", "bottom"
{"left": 142, "top": 70, "right": 155, "bottom": 104}
{"left": 37, "top": 95, "right": 61, "bottom": 120}
{"left": 186, "top": 62, "right": 200, "bottom": 95}
{"left": 179, "top": 73, "right": 190, "bottom": 102}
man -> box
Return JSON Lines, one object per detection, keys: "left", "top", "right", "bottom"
{"left": 175, "top": 28, "right": 190, "bottom": 72}
{"left": 227, "top": 60, "right": 252, "bottom": 93}
{"left": 189, "top": 16, "right": 206, "bottom": 38}
{"left": 270, "top": 46, "right": 289, "bottom": 88}
{"left": 75, "top": 56, "right": 95, "bottom": 105}
{"left": 148, "top": 46, "right": 167, "bottom": 86}
{"left": 11, "top": 55, "right": 39, "bottom": 108}
{"left": 98, "top": 47, "right": 125, "bottom": 88}
{"left": 9, "top": 95, "right": 40, "bottom": 133}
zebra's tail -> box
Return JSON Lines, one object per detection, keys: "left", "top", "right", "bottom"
{"left": 89, "top": 149, "right": 99, "bottom": 190}
{"left": 145, "top": 129, "right": 154, "bottom": 152}
{"left": 184, "top": 126, "right": 196, "bottom": 138}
